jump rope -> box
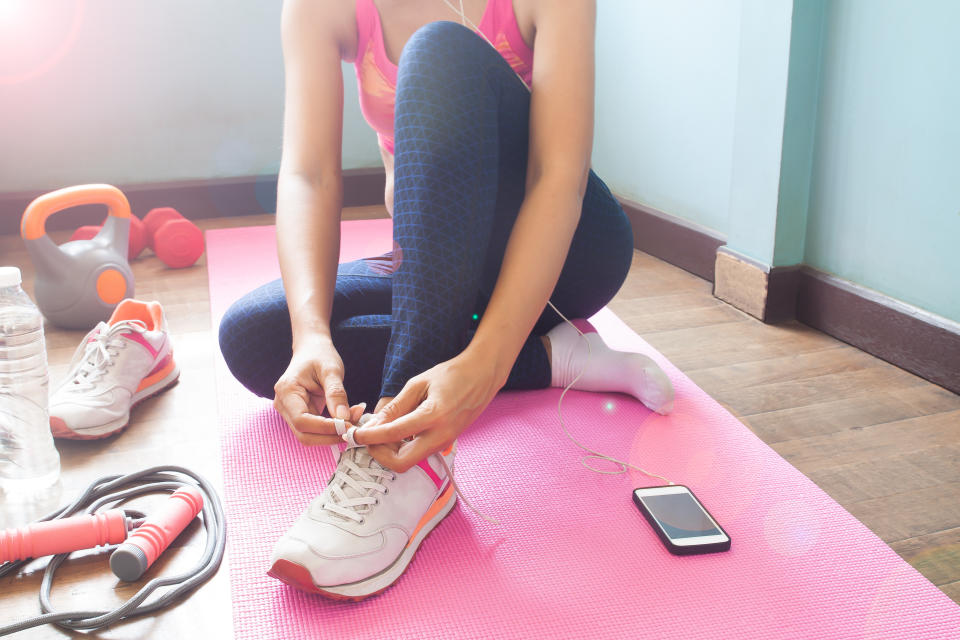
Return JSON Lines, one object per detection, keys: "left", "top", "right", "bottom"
{"left": 0, "top": 467, "right": 225, "bottom": 636}
{"left": 2, "top": 3, "right": 670, "bottom": 633}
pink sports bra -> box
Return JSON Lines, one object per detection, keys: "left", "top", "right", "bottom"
{"left": 353, "top": 0, "right": 534, "bottom": 156}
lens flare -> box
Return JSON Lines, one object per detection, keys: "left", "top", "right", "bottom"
{"left": 763, "top": 499, "right": 819, "bottom": 557}
{"left": 0, "top": 1, "right": 25, "bottom": 22}
{"left": 0, "top": 0, "right": 85, "bottom": 85}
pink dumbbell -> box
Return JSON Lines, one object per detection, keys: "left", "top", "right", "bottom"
{"left": 142, "top": 207, "right": 205, "bottom": 269}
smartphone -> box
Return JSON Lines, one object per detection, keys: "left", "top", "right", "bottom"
{"left": 632, "top": 485, "right": 731, "bottom": 555}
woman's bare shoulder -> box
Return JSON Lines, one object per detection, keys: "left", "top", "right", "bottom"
{"left": 283, "top": 0, "right": 359, "bottom": 61}
{"left": 513, "top": 0, "right": 595, "bottom": 44}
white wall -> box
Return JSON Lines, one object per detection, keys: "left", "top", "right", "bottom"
{"left": 0, "top": 0, "right": 381, "bottom": 193}
{"left": 592, "top": 0, "right": 742, "bottom": 235}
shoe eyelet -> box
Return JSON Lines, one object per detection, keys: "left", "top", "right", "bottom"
{"left": 383, "top": 487, "right": 390, "bottom": 495}
{"left": 359, "top": 517, "right": 366, "bottom": 524}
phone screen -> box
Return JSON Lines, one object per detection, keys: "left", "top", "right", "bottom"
{"left": 638, "top": 492, "right": 722, "bottom": 540}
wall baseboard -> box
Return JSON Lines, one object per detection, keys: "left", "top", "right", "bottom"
{"left": 624, "top": 204, "right": 958, "bottom": 394}
{"left": 3, "top": 168, "right": 956, "bottom": 394}
{"left": 619, "top": 198, "right": 726, "bottom": 282}
{"left": 0, "top": 169, "right": 385, "bottom": 236}
{"left": 797, "top": 267, "right": 960, "bottom": 394}
{"left": 713, "top": 247, "right": 801, "bottom": 323}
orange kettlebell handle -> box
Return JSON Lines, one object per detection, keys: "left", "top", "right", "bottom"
{"left": 21, "top": 184, "right": 131, "bottom": 241}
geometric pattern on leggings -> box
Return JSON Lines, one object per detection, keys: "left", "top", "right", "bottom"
{"left": 384, "top": 22, "right": 508, "bottom": 396}
{"left": 383, "top": 21, "right": 634, "bottom": 396}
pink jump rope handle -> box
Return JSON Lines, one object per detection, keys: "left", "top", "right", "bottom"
{"left": 0, "top": 509, "right": 128, "bottom": 563}
{"left": 110, "top": 486, "right": 203, "bottom": 582}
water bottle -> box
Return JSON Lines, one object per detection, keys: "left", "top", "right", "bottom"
{"left": 0, "top": 266, "right": 61, "bottom": 495}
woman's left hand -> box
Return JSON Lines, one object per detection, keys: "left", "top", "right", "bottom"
{"left": 352, "top": 350, "right": 503, "bottom": 472}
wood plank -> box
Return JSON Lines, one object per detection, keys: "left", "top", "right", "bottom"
{"left": 941, "top": 581, "right": 960, "bottom": 603}
{"left": 607, "top": 292, "right": 725, "bottom": 318}
{"left": 889, "top": 527, "right": 960, "bottom": 587}
{"left": 743, "top": 391, "right": 953, "bottom": 445}
{"left": 614, "top": 303, "right": 747, "bottom": 334}
{"left": 712, "top": 364, "right": 926, "bottom": 415}
{"left": 805, "top": 455, "right": 944, "bottom": 504}
{"left": 612, "top": 251, "right": 713, "bottom": 299}
{"left": 641, "top": 320, "right": 840, "bottom": 371}
{"left": 844, "top": 483, "right": 960, "bottom": 542}
{"left": 888, "top": 385, "right": 960, "bottom": 415}
{"left": 686, "top": 346, "right": 873, "bottom": 393}
{"left": 773, "top": 410, "right": 960, "bottom": 473}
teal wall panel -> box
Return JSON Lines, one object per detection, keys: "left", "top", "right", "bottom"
{"left": 805, "top": 0, "right": 960, "bottom": 321}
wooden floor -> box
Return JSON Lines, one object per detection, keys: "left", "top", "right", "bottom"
{"left": 2, "top": 209, "right": 958, "bottom": 638}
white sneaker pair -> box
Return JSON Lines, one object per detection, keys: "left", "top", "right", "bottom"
{"left": 49, "top": 299, "right": 179, "bottom": 440}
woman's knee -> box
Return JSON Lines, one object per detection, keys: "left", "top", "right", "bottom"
{"left": 218, "top": 280, "right": 291, "bottom": 398}
{"left": 400, "top": 20, "right": 492, "bottom": 71}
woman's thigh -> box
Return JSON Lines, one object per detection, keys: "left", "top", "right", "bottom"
{"left": 218, "top": 255, "right": 394, "bottom": 398}
{"left": 533, "top": 171, "right": 634, "bottom": 334}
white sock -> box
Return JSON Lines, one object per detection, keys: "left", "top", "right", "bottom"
{"left": 546, "top": 321, "right": 675, "bottom": 414}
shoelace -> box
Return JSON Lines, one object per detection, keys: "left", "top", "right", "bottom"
{"left": 336, "top": 415, "right": 500, "bottom": 525}
{"left": 319, "top": 443, "right": 499, "bottom": 525}
{"left": 67, "top": 320, "right": 149, "bottom": 392}
{"left": 317, "top": 445, "right": 396, "bottom": 523}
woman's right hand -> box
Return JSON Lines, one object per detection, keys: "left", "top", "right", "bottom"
{"left": 273, "top": 334, "right": 365, "bottom": 446}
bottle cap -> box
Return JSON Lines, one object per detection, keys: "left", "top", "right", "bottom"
{"left": 0, "top": 266, "right": 22, "bottom": 287}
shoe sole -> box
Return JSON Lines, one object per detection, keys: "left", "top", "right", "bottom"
{"left": 50, "top": 362, "right": 181, "bottom": 440}
{"left": 268, "top": 483, "right": 458, "bottom": 601}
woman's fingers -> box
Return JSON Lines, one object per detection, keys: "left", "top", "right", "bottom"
{"left": 290, "top": 429, "right": 342, "bottom": 447}
{"left": 366, "top": 432, "right": 445, "bottom": 473}
{"left": 322, "top": 371, "right": 351, "bottom": 420}
{"left": 291, "top": 412, "right": 337, "bottom": 435}
{"left": 375, "top": 379, "right": 426, "bottom": 423}
{"left": 275, "top": 384, "right": 344, "bottom": 436}
{"left": 274, "top": 386, "right": 309, "bottom": 429}
{"left": 349, "top": 402, "right": 367, "bottom": 423}
{"left": 354, "top": 404, "right": 433, "bottom": 445}
{"left": 354, "top": 380, "right": 432, "bottom": 445}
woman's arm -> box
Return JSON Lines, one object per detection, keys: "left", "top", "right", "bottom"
{"left": 464, "top": 0, "right": 596, "bottom": 383}
{"left": 272, "top": 0, "right": 361, "bottom": 442}
{"left": 356, "top": 0, "right": 598, "bottom": 470}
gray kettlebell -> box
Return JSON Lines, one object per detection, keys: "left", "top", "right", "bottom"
{"left": 20, "top": 184, "right": 135, "bottom": 329}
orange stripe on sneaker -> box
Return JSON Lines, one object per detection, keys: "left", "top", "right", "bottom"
{"left": 136, "top": 358, "right": 177, "bottom": 392}
{"left": 406, "top": 484, "right": 455, "bottom": 549}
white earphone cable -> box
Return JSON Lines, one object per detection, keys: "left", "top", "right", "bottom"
{"left": 439, "top": 0, "right": 674, "bottom": 487}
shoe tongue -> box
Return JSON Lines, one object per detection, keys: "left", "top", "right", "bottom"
{"left": 107, "top": 319, "right": 148, "bottom": 336}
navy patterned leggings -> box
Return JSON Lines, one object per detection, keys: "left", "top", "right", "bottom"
{"left": 219, "top": 21, "right": 633, "bottom": 407}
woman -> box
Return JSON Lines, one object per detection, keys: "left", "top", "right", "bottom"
{"left": 220, "top": 0, "right": 673, "bottom": 599}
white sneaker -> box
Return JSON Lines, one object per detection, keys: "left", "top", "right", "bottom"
{"left": 49, "top": 299, "right": 179, "bottom": 440}
{"left": 268, "top": 440, "right": 458, "bottom": 600}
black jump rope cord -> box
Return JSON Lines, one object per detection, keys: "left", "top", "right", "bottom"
{"left": 0, "top": 466, "right": 226, "bottom": 636}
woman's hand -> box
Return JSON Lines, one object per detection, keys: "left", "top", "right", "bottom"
{"left": 273, "top": 334, "right": 365, "bottom": 446}
{"left": 353, "top": 350, "right": 503, "bottom": 472}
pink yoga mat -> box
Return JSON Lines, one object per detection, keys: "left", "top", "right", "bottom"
{"left": 207, "top": 222, "right": 960, "bottom": 639}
